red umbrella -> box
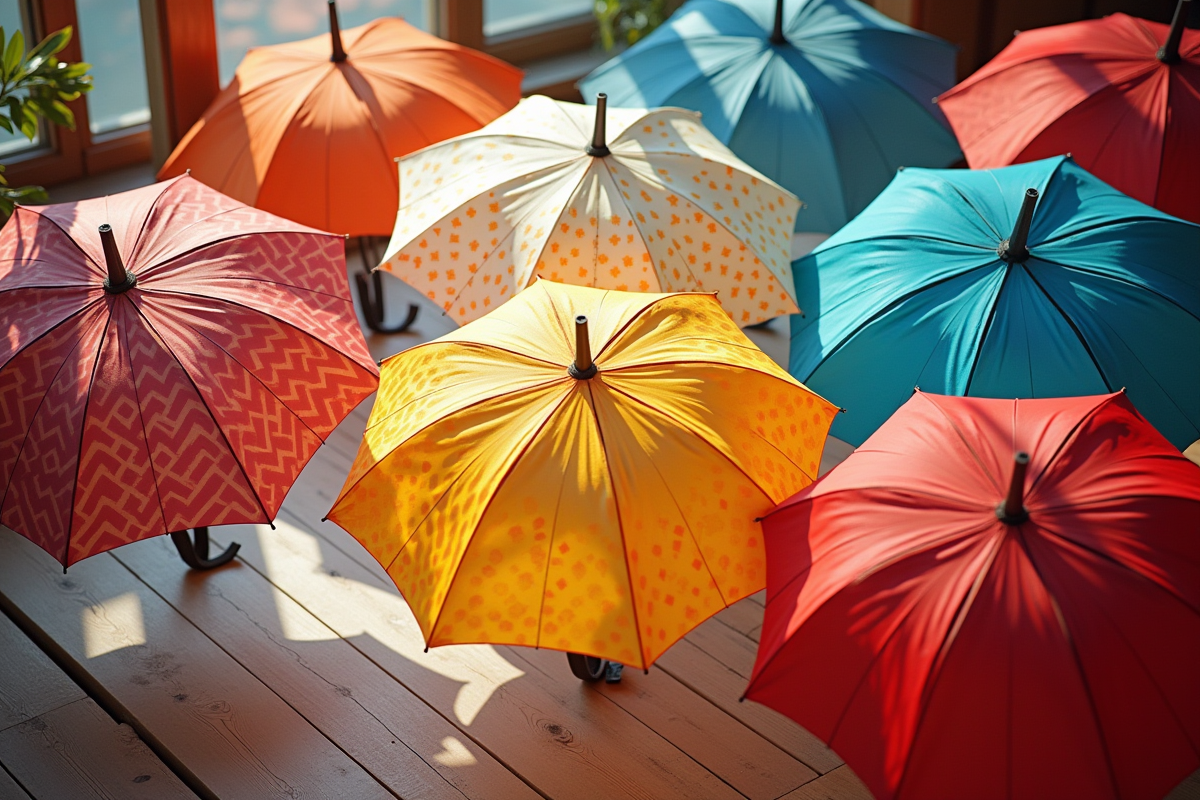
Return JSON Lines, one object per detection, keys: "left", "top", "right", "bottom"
{"left": 936, "top": 0, "right": 1200, "bottom": 224}
{"left": 745, "top": 391, "right": 1200, "bottom": 800}
{"left": 0, "top": 176, "right": 379, "bottom": 570}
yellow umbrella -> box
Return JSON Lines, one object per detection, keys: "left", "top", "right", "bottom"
{"left": 379, "top": 94, "right": 801, "bottom": 327}
{"left": 327, "top": 281, "right": 836, "bottom": 672}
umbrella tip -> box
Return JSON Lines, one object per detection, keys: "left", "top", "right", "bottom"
{"left": 328, "top": 0, "right": 347, "bottom": 62}
{"left": 738, "top": 695, "right": 745, "bottom": 703}
{"left": 997, "top": 188, "right": 1038, "bottom": 264}
{"left": 98, "top": 224, "right": 137, "bottom": 294}
{"left": 769, "top": 0, "right": 787, "bottom": 44}
{"left": 1157, "top": 0, "right": 1190, "bottom": 64}
{"left": 569, "top": 315, "right": 598, "bottom": 379}
{"left": 424, "top": 646, "right": 429, "bottom": 654}
{"left": 996, "top": 451, "right": 1031, "bottom": 525}
{"left": 586, "top": 94, "right": 610, "bottom": 157}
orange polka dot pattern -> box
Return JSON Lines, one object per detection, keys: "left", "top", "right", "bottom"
{"left": 378, "top": 95, "right": 801, "bottom": 327}
{"left": 327, "top": 281, "right": 836, "bottom": 668}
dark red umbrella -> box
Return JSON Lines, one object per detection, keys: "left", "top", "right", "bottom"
{"left": 937, "top": 0, "right": 1200, "bottom": 224}
{"left": 745, "top": 391, "right": 1200, "bottom": 800}
{"left": 0, "top": 175, "right": 379, "bottom": 569}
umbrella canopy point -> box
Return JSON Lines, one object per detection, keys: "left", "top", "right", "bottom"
{"left": 790, "top": 155, "right": 1200, "bottom": 450}
{"left": 327, "top": 281, "right": 837, "bottom": 669}
{"left": 98, "top": 224, "right": 137, "bottom": 294}
{"left": 746, "top": 390, "right": 1200, "bottom": 800}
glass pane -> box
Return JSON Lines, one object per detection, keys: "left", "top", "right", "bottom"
{"left": 0, "top": 0, "right": 42, "bottom": 158}
{"left": 76, "top": 0, "right": 151, "bottom": 135}
{"left": 216, "top": 0, "right": 431, "bottom": 86}
{"left": 485, "top": 0, "right": 592, "bottom": 37}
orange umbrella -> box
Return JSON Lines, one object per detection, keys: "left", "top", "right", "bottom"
{"left": 158, "top": 3, "right": 523, "bottom": 238}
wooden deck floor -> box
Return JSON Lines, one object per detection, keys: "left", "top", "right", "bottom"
{"left": 1, "top": 244, "right": 1198, "bottom": 800}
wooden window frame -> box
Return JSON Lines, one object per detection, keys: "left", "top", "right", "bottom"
{"left": 439, "top": 0, "right": 596, "bottom": 65}
{"left": 5, "top": 0, "right": 153, "bottom": 189}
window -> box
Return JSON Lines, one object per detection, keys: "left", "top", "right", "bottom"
{"left": 76, "top": 0, "right": 151, "bottom": 135}
{"left": 0, "top": 0, "right": 43, "bottom": 158}
{"left": 214, "top": 0, "right": 434, "bottom": 86}
{"left": 484, "top": 0, "right": 591, "bottom": 38}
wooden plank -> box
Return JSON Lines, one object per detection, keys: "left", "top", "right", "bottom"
{"left": 779, "top": 765, "right": 874, "bottom": 800}
{"left": 509, "top": 645, "right": 817, "bottom": 800}
{"left": 655, "top": 636, "right": 842, "bottom": 775}
{"left": 210, "top": 516, "right": 745, "bottom": 800}
{"left": 0, "top": 698, "right": 195, "bottom": 800}
{"left": 1167, "top": 769, "right": 1200, "bottom": 800}
{"left": 0, "top": 765, "right": 31, "bottom": 800}
{"left": 0, "top": 612, "right": 85, "bottom": 730}
{"left": 0, "top": 529, "right": 393, "bottom": 800}
{"left": 714, "top": 596, "right": 765, "bottom": 640}
{"left": 685, "top": 612, "right": 762, "bottom": 679}
{"left": 111, "top": 532, "right": 537, "bottom": 800}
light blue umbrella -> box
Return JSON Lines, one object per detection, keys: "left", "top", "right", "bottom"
{"left": 580, "top": 0, "right": 962, "bottom": 233}
{"left": 790, "top": 155, "right": 1200, "bottom": 449}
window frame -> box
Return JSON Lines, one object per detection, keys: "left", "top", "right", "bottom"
{"left": 438, "top": 0, "right": 597, "bottom": 65}
{"left": 4, "top": 0, "right": 152, "bottom": 189}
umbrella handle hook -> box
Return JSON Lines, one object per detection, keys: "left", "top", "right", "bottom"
{"left": 354, "top": 237, "right": 420, "bottom": 334}
{"left": 170, "top": 527, "right": 241, "bottom": 570}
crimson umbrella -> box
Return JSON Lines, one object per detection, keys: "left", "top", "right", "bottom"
{"left": 0, "top": 175, "right": 379, "bottom": 569}
{"left": 745, "top": 391, "right": 1200, "bottom": 800}
{"left": 936, "top": 0, "right": 1200, "bottom": 224}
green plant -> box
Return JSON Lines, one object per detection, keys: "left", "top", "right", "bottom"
{"left": 0, "top": 26, "right": 92, "bottom": 218}
{"left": 594, "top": 0, "right": 683, "bottom": 51}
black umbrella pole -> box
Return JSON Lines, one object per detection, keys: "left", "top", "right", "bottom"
{"left": 997, "top": 452, "right": 1030, "bottom": 525}
{"left": 1158, "top": 0, "right": 1191, "bottom": 64}
{"left": 587, "top": 94, "right": 610, "bottom": 157}
{"left": 98, "top": 224, "right": 135, "bottom": 293}
{"left": 770, "top": 0, "right": 787, "bottom": 44}
{"left": 998, "top": 188, "right": 1038, "bottom": 263}
{"left": 569, "top": 316, "right": 598, "bottom": 379}
{"left": 329, "top": 0, "right": 347, "bottom": 62}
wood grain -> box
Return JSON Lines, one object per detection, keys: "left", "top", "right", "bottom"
{"left": 0, "top": 764, "right": 30, "bottom": 800}
{"left": 211, "top": 515, "right": 745, "bottom": 800}
{"left": 0, "top": 529, "right": 392, "bottom": 800}
{"left": 0, "top": 612, "right": 85, "bottom": 730}
{"left": 713, "top": 596, "right": 765, "bottom": 640}
{"left": 655, "top": 636, "right": 843, "bottom": 774}
{"left": 511, "top": 645, "right": 816, "bottom": 799}
{"left": 112, "top": 532, "right": 537, "bottom": 800}
{"left": 0, "top": 698, "right": 196, "bottom": 800}
{"left": 780, "top": 765, "right": 875, "bottom": 800}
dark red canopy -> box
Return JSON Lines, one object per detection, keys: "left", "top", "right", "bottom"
{"left": 746, "top": 391, "right": 1200, "bottom": 800}
{"left": 937, "top": 11, "right": 1200, "bottom": 223}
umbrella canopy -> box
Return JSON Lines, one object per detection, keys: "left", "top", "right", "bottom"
{"left": 745, "top": 390, "right": 1200, "bottom": 800}
{"left": 379, "top": 94, "right": 801, "bottom": 327}
{"left": 580, "top": 0, "right": 962, "bottom": 233}
{"left": 789, "top": 155, "right": 1200, "bottom": 449}
{"left": 0, "top": 175, "right": 379, "bottom": 568}
{"left": 157, "top": 9, "right": 523, "bottom": 236}
{"left": 327, "top": 280, "right": 836, "bottom": 669}
{"left": 937, "top": 3, "right": 1200, "bottom": 224}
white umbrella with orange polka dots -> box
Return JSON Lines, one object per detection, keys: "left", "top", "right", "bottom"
{"left": 377, "top": 94, "right": 802, "bottom": 327}
{"left": 326, "top": 281, "right": 837, "bottom": 675}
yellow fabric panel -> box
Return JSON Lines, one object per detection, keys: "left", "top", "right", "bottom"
{"left": 589, "top": 380, "right": 767, "bottom": 667}
{"left": 329, "top": 382, "right": 570, "bottom": 639}
{"left": 433, "top": 386, "right": 637, "bottom": 664}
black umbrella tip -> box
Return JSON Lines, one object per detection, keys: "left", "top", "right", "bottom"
{"left": 1158, "top": 0, "right": 1191, "bottom": 63}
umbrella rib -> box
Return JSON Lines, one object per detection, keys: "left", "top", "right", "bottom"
{"left": 139, "top": 287, "right": 374, "bottom": 373}
{"left": 118, "top": 304, "right": 170, "bottom": 535}
{"left": 0, "top": 319, "right": 90, "bottom": 516}
{"left": 1028, "top": 256, "right": 1200, "bottom": 325}
{"left": 582, "top": 381, "right": 646, "bottom": 669}
{"left": 1020, "top": 268, "right": 1114, "bottom": 392}
{"left": 136, "top": 218, "right": 343, "bottom": 275}
{"left": 61, "top": 312, "right": 113, "bottom": 568}
{"left": 963, "top": 262, "right": 1017, "bottom": 395}
{"left": 917, "top": 393, "right": 1006, "bottom": 495}
{"left": 139, "top": 273, "right": 349, "bottom": 306}
{"left": 15, "top": 207, "right": 103, "bottom": 275}
{"left": 534, "top": 431, "right": 573, "bottom": 650}
{"left": 422, "top": 389, "right": 575, "bottom": 646}
{"left": 799, "top": 262, "right": 998, "bottom": 382}
{"left": 124, "top": 300, "right": 274, "bottom": 524}
{"left": 601, "top": 380, "right": 779, "bottom": 509}
{"left": 1010, "top": 530, "right": 1125, "bottom": 798}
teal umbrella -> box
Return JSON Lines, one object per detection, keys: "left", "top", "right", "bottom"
{"left": 580, "top": 0, "right": 962, "bottom": 233}
{"left": 790, "top": 155, "right": 1200, "bottom": 449}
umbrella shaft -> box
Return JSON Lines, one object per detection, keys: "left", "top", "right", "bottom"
{"left": 1158, "top": 0, "right": 1191, "bottom": 63}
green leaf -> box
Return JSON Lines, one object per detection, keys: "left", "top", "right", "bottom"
{"left": 0, "top": 114, "right": 11, "bottom": 133}
{"left": 26, "top": 28, "right": 70, "bottom": 66}
{"left": 4, "top": 29, "right": 24, "bottom": 80}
